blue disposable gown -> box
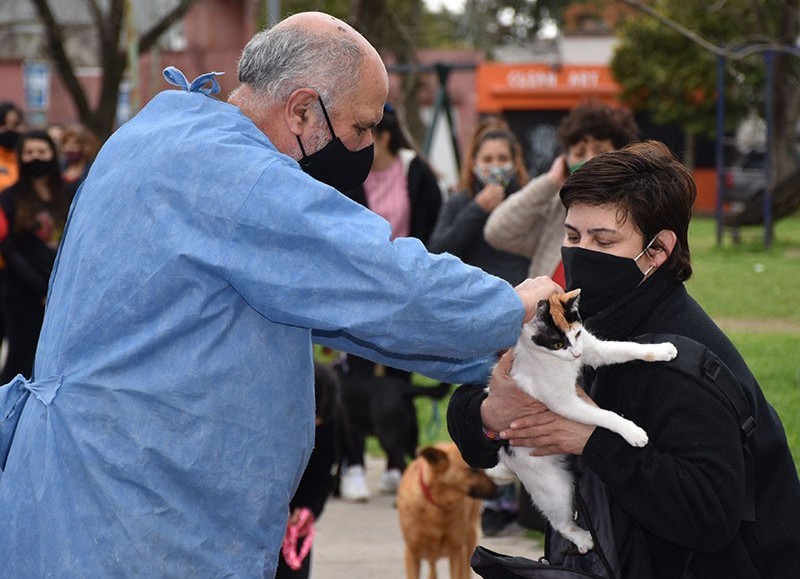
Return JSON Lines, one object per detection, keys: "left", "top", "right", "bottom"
{"left": 0, "top": 76, "right": 523, "bottom": 578}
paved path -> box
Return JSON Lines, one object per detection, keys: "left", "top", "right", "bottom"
{"left": 311, "top": 456, "right": 543, "bottom": 578}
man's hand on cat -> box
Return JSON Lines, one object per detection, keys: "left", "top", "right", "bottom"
{"left": 481, "top": 351, "right": 553, "bottom": 434}
{"left": 514, "top": 276, "right": 563, "bottom": 323}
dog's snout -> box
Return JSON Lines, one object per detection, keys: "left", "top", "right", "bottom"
{"left": 467, "top": 472, "right": 499, "bottom": 499}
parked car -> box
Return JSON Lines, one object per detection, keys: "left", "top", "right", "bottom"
{"left": 723, "top": 149, "right": 766, "bottom": 205}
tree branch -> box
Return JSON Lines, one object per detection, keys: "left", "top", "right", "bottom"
{"left": 616, "top": 0, "right": 800, "bottom": 60}
{"left": 81, "top": 0, "right": 106, "bottom": 41}
{"left": 138, "top": 0, "right": 196, "bottom": 55}
{"left": 29, "top": 0, "right": 92, "bottom": 121}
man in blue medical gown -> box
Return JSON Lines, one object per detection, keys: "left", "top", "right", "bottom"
{"left": 0, "top": 11, "right": 559, "bottom": 578}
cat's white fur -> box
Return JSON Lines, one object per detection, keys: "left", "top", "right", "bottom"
{"left": 497, "top": 289, "right": 677, "bottom": 553}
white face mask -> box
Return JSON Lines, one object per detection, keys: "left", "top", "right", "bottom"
{"left": 634, "top": 236, "right": 659, "bottom": 279}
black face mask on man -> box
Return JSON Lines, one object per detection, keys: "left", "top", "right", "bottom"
{"left": 296, "top": 96, "right": 374, "bottom": 193}
{"left": 561, "top": 237, "right": 657, "bottom": 318}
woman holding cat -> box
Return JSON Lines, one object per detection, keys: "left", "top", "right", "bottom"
{"left": 448, "top": 140, "right": 800, "bottom": 579}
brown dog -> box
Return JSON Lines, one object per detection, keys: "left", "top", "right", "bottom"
{"left": 397, "top": 442, "right": 498, "bottom": 579}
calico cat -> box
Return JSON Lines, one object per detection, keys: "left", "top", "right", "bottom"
{"left": 497, "top": 289, "right": 677, "bottom": 553}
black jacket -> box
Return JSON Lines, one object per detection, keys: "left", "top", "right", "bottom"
{"left": 346, "top": 155, "right": 442, "bottom": 246}
{"left": 448, "top": 269, "right": 800, "bottom": 579}
{"left": 428, "top": 182, "right": 530, "bottom": 286}
{"left": 0, "top": 184, "right": 60, "bottom": 304}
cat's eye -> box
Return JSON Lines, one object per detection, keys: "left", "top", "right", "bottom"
{"left": 576, "top": 331, "right": 582, "bottom": 338}
{"left": 553, "top": 341, "right": 564, "bottom": 349}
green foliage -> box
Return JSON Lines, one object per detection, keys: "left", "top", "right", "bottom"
{"left": 454, "top": 0, "right": 572, "bottom": 49}
{"left": 611, "top": 0, "right": 771, "bottom": 137}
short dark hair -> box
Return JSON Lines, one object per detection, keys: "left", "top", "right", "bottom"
{"left": 559, "top": 140, "right": 696, "bottom": 282}
{"left": 557, "top": 100, "right": 639, "bottom": 150}
{"left": 375, "top": 103, "right": 413, "bottom": 156}
{"left": 0, "top": 101, "right": 23, "bottom": 128}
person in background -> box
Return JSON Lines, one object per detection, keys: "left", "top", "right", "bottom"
{"left": 0, "top": 102, "right": 24, "bottom": 358}
{"left": 428, "top": 119, "right": 531, "bottom": 287}
{"left": 60, "top": 123, "right": 99, "bottom": 200}
{"left": 0, "top": 102, "right": 24, "bottom": 191}
{"left": 0, "top": 130, "right": 69, "bottom": 382}
{"left": 346, "top": 102, "right": 441, "bottom": 245}
{"left": 46, "top": 124, "right": 65, "bottom": 160}
{"left": 276, "top": 361, "right": 342, "bottom": 579}
{"left": 337, "top": 102, "right": 444, "bottom": 501}
{"left": 484, "top": 100, "right": 639, "bottom": 287}
{"left": 450, "top": 141, "right": 800, "bottom": 579}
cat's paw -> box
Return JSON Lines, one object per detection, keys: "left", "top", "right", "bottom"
{"left": 621, "top": 425, "right": 649, "bottom": 447}
{"left": 565, "top": 526, "right": 594, "bottom": 554}
{"left": 645, "top": 342, "right": 678, "bottom": 362}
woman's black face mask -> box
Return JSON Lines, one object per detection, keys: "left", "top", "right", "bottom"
{"left": 296, "top": 96, "right": 374, "bottom": 193}
{"left": 561, "top": 237, "right": 657, "bottom": 317}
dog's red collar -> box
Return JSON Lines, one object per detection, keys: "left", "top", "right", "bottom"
{"left": 418, "top": 468, "right": 442, "bottom": 509}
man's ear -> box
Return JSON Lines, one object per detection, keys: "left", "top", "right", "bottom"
{"left": 284, "top": 88, "right": 318, "bottom": 137}
{"left": 652, "top": 229, "right": 678, "bottom": 268}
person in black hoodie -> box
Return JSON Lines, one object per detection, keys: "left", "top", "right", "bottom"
{"left": 447, "top": 140, "right": 800, "bottom": 578}
{"left": 0, "top": 130, "right": 69, "bottom": 382}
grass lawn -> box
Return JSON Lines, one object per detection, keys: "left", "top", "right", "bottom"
{"left": 409, "top": 214, "right": 800, "bottom": 473}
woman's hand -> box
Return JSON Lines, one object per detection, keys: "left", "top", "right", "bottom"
{"left": 505, "top": 389, "right": 596, "bottom": 456}
{"left": 546, "top": 154, "right": 569, "bottom": 189}
{"left": 481, "top": 352, "right": 596, "bottom": 456}
{"left": 474, "top": 183, "right": 505, "bottom": 212}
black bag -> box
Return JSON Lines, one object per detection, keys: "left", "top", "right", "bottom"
{"left": 471, "top": 546, "right": 611, "bottom": 579}
{"left": 471, "top": 333, "right": 756, "bottom": 579}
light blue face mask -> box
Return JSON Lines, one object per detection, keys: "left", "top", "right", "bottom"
{"left": 473, "top": 164, "right": 516, "bottom": 187}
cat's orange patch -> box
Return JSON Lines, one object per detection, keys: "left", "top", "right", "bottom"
{"left": 549, "top": 289, "right": 579, "bottom": 331}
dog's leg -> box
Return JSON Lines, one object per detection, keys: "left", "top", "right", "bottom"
{"left": 403, "top": 547, "right": 421, "bottom": 579}
{"left": 449, "top": 549, "right": 469, "bottom": 579}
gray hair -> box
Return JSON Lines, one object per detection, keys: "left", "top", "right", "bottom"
{"left": 237, "top": 25, "right": 364, "bottom": 114}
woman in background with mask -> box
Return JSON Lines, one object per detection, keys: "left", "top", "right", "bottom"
{"left": 0, "top": 130, "right": 69, "bottom": 382}
{"left": 61, "top": 123, "right": 99, "bottom": 201}
{"left": 448, "top": 141, "right": 800, "bottom": 579}
{"left": 428, "top": 119, "right": 530, "bottom": 286}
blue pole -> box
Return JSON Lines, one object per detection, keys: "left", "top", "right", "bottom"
{"left": 764, "top": 51, "right": 774, "bottom": 249}
{"left": 715, "top": 55, "right": 726, "bottom": 247}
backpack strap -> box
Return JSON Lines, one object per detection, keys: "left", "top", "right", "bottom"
{"left": 636, "top": 333, "right": 756, "bottom": 522}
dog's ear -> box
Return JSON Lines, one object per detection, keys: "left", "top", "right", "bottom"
{"left": 418, "top": 446, "right": 449, "bottom": 472}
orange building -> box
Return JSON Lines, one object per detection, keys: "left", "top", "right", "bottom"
{"left": 474, "top": 60, "right": 717, "bottom": 212}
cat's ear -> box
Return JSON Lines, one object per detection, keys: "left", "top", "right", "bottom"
{"left": 564, "top": 289, "right": 581, "bottom": 316}
{"left": 535, "top": 298, "right": 550, "bottom": 320}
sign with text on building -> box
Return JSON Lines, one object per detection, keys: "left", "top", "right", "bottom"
{"left": 23, "top": 61, "right": 51, "bottom": 111}
{"left": 476, "top": 62, "right": 621, "bottom": 112}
